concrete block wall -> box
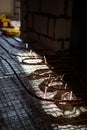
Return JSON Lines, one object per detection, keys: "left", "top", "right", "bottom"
{"left": 21, "top": 0, "right": 73, "bottom": 51}
{"left": 13, "top": 0, "right": 20, "bottom": 19}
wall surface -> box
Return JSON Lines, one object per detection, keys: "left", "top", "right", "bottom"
{"left": 21, "top": 0, "right": 73, "bottom": 51}
{"left": 70, "top": 0, "right": 87, "bottom": 54}
{"left": 0, "top": 0, "right": 20, "bottom": 19}
{"left": 0, "top": 0, "right": 13, "bottom": 15}
{"left": 13, "top": 0, "right": 20, "bottom": 19}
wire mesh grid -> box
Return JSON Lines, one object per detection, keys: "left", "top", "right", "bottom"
{"left": 0, "top": 35, "right": 87, "bottom": 130}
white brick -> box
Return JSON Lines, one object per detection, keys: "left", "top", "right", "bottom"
{"left": 34, "top": 15, "right": 48, "bottom": 35}
{"left": 28, "top": 14, "right": 32, "bottom": 28}
{"left": 41, "top": 0, "right": 64, "bottom": 16}
{"left": 28, "top": 0, "right": 40, "bottom": 12}
{"left": 39, "top": 36, "right": 62, "bottom": 51}
{"left": 55, "top": 19, "right": 71, "bottom": 39}
{"left": 15, "top": 8, "right": 20, "bottom": 14}
{"left": 39, "top": 36, "right": 52, "bottom": 49}
{"left": 64, "top": 41, "right": 70, "bottom": 49}
{"left": 28, "top": 32, "right": 39, "bottom": 41}
{"left": 21, "top": 21, "right": 27, "bottom": 29}
{"left": 52, "top": 41, "right": 62, "bottom": 50}
{"left": 15, "top": 2, "right": 20, "bottom": 7}
{"left": 48, "top": 19, "right": 54, "bottom": 37}
{"left": 67, "top": 0, "right": 73, "bottom": 16}
{"left": 21, "top": 32, "right": 28, "bottom": 42}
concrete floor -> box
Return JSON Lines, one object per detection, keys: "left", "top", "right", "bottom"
{"left": 0, "top": 34, "right": 87, "bottom": 130}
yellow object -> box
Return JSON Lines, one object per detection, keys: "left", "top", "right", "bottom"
{"left": 3, "top": 22, "right": 8, "bottom": 27}
{"left": 1, "top": 28, "right": 21, "bottom": 36}
{"left": 0, "top": 14, "right": 11, "bottom": 28}
{"left": 0, "top": 14, "right": 21, "bottom": 36}
{"left": 0, "top": 14, "right": 6, "bottom": 20}
{"left": 1, "top": 19, "right": 10, "bottom": 28}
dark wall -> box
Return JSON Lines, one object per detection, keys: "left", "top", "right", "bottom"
{"left": 21, "top": 0, "right": 73, "bottom": 51}
{"left": 70, "top": 0, "right": 87, "bottom": 54}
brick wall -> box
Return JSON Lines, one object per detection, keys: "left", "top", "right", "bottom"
{"left": 21, "top": 0, "right": 73, "bottom": 51}
{"left": 13, "top": 0, "right": 20, "bottom": 19}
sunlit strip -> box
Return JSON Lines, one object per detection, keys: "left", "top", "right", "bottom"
{"left": 40, "top": 100, "right": 87, "bottom": 118}
{"left": 51, "top": 124, "right": 87, "bottom": 130}
{"left": 16, "top": 46, "right": 87, "bottom": 125}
